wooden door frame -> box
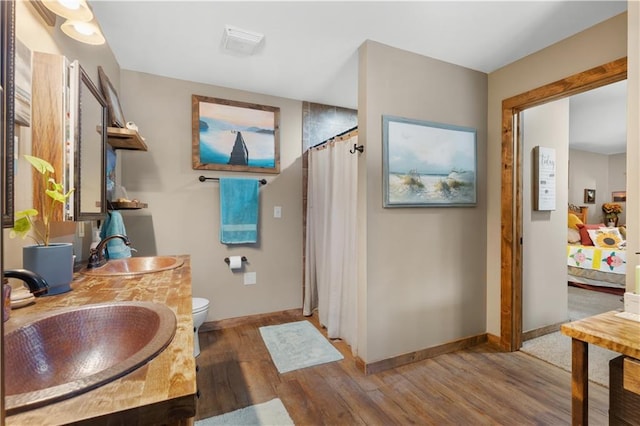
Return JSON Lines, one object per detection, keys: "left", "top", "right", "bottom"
{"left": 500, "top": 57, "right": 627, "bottom": 351}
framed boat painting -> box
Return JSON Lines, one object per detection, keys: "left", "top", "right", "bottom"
{"left": 382, "top": 115, "right": 477, "bottom": 207}
{"left": 192, "top": 95, "right": 280, "bottom": 174}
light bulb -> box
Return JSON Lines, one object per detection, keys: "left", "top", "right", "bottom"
{"left": 73, "top": 22, "right": 95, "bottom": 36}
{"left": 57, "top": 0, "right": 81, "bottom": 11}
{"left": 61, "top": 19, "right": 105, "bottom": 45}
{"left": 42, "top": 0, "right": 93, "bottom": 22}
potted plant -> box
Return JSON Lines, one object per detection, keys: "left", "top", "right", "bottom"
{"left": 602, "top": 202, "right": 623, "bottom": 227}
{"left": 10, "top": 155, "right": 75, "bottom": 295}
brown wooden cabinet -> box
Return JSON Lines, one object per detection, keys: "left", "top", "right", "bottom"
{"left": 31, "top": 52, "right": 73, "bottom": 221}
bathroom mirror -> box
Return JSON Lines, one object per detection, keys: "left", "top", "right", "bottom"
{"left": 71, "top": 63, "right": 107, "bottom": 220}
{"left": 1, "top": 0, "right": 15, "bottom": 228}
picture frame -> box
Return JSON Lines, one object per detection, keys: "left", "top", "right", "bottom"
{"left": 1, "top": 0, "right": 16, "bottom": 228}
{"left": 192, "top": 94, "right": 280, "bottom": 174}
{"left": 612, "top": 191, "right": 626, "bottom": 202}
{"left": 584, "top": 188, "right": 596, "bottom": 204}
{"left": 532, "top": 146, "right": 556, "bottom": 211}
{"left": 382, "top": 115, "right": 476, "bottom": 207}
{"left": 97, "top": 66, "right": 126, "bottom": 128}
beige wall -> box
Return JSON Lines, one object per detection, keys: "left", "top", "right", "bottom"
{"left": 609, "top": 153, "right": 627, "bottom": 225}
{"left": 118, "top": 71, "right": 304, "bottom": 321}
{"left": 522, "top": 100, "right": 569, "bottom": 332}
{"left": 359, "top": 41, "right": 487, "bottom": 363}
{"left": 569, "top": 149, "right": 611, "bottom": 223}
{"left": 626, "top": 3, "right": 640, "bottom": 295}
{"left": 486, "top": 13, "right": 627, "bottom": 336}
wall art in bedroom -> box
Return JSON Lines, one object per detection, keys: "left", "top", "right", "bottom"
{"left": 532, "top": 146, "right": 556, "bottom": 211}
{"left": 382, "top": 115, "right": 476, "bottom": 207}
{"left": 612, "top": 191, "right": 626, "bottom": 202}
{"left": 584, "top": 188, "right": 596, "bottom": 204}
{"left": 191, "top": 94, "right": 280, "bottom": 174}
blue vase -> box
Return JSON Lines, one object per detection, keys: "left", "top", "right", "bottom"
{"left": 23, "top": 243, "right": 74, "bottom": 296}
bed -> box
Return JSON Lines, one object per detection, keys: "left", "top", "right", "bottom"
{"left": 567, "top": 204, "right": 626, "bottom": 291}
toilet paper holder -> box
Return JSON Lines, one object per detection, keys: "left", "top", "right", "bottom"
{"left": 224, "top": 256, "right": 247, "bottom": 265}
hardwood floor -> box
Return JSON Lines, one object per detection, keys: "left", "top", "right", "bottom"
{"left": 195, "top": 310, "right": 609, "bottom": 425}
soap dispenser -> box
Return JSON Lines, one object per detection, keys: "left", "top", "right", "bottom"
{"left": 90, "top": 229, "right": 101, "bottom": 251}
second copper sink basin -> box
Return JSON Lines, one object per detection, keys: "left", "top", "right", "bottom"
{"left": 4, "top": 301, "right": 176, "bottom": 414}
{"left": 81, "top": 256, "right": 184, "bottom": 276}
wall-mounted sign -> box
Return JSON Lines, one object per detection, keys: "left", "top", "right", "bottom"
{"left": 533, "top": 146, "right": 556, "bottom": 211}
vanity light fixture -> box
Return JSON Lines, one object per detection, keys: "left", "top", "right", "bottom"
{"left": 41, "top": 0, "right": 93, "bottom": 22}
{"left": 61, "top": 18, "right": 106, "bottom": 45}
{"left": 32, "top": 0, "right": 106, "bottom": 45}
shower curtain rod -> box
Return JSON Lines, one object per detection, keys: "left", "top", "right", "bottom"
{"left": 312, "top": 125, "right": 358, "bottom": 149}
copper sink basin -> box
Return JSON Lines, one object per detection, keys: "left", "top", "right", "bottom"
{"left": 4, "top": 301, "right": 176, "bottom": 414}
{"left": 81, "top": 256, "right": 184, "bottom": 276}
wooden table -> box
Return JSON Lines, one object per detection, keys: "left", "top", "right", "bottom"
{"left": 561, "top": 310, "right": 640, "bottom": 426}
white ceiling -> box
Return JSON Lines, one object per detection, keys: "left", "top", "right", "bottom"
{"left": 90, "top": 0, "right": 628, "bottom": 153}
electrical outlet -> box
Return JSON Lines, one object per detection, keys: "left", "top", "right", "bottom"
{"left": 274, "top": 206, "right": 282, "bottom": 218}
{"left": 244, "top": 272, "right": 257, "bottom": 285}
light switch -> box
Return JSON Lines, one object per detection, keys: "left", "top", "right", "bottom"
{"left": 274, "top": 206, "right": 282, "bottom": 218}
{"left": 244, "top": 272, "right": 257, "bottom": 285}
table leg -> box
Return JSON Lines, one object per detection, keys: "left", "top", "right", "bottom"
{"left": 571, "top": 338, "right": 588, "bottom": 426}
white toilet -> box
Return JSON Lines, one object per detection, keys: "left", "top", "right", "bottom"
{"left": 192, "top": 297, "right": 210, "bottom": 357}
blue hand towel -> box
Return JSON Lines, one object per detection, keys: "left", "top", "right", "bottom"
{"left": 220, "top": 178, "right": 259, "bottom": 244}
{"left": 99, "top": 211, "right": 132, "bottom": 259}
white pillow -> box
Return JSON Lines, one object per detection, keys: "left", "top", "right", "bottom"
{"left": 568, "top": 228, "right": 581, "bottom": 244}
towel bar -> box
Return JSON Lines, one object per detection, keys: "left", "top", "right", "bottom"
{"left": 199, "top": 176, "right": 267, "bottom": 185}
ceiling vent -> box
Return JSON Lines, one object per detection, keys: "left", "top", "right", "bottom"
{"left": 222, "top": 25, "right": 264, "bottom": 55}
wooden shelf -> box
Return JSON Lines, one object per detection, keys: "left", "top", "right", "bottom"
{"left": 106, "top": 127, "right": 148, "bottom": 151}
{"left": 109, "top": 200, "right": 148, "bottom": 210}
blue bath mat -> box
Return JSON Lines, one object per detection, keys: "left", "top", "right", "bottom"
{"left": 259, "top": 320, "right": 344, "bottom": 373}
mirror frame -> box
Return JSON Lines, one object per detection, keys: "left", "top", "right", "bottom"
{"left": 1, "top": 0, "right": 15, "bottom": 228}
{"left": 73, "top": 64, "right": 107, "bottom": 221}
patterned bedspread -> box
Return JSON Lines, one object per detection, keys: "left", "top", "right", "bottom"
{"left": 567, "top": 265, "right": 625, "bottom": 288}
{"left": 567, "top": 244, "right": 626, "bottom": 274}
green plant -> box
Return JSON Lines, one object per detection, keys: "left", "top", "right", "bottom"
{"left": 9, "top": 155, "right": 74, "bottom": 246}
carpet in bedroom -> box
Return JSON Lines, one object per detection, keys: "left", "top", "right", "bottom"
{"left": 520, "top": 286, "right": 623, "bottom": 387}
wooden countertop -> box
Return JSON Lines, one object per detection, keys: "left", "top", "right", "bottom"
{"left": 561, "top": 310, "right": 640, "bottom": 359}
{"left": 5, "top": 255, "right": 196, "bottom": 425}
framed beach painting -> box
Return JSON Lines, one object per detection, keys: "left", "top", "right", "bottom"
{"left": 382, "top": 115, "right": 477, "bottom": 207}
{"left": 192, "top": 95, "right": 280, "bottom": 174}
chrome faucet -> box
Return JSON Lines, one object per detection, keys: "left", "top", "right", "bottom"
{"left": 87, "top": 234, "right": 131, "bottom": 269}
{"left": 4, "top": 269, "right": 49, "bottom": 296}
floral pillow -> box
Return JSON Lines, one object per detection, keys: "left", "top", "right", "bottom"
{"left": 586, "top": 227, "right": 624, "bottom": 249}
